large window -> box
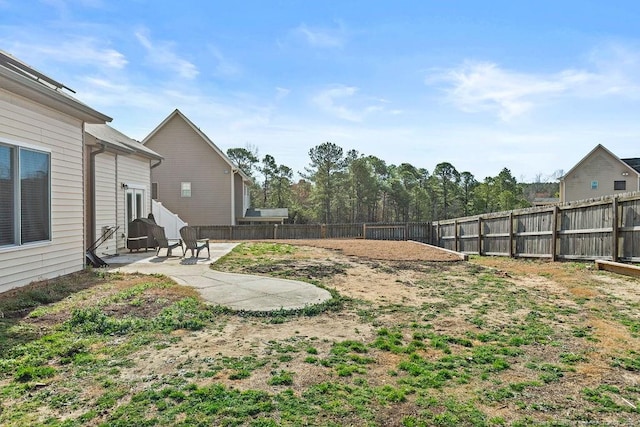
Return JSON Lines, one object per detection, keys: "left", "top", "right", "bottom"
{"left": 0, "top": 143, "right": 50, "bottom": 246}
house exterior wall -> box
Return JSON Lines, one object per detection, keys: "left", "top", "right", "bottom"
{"left": 561, "top": 147, "right": 639, "bottom": 202}
{"left": 145, "top": 114, "right": 233, "bottom": 225}
{"left": 94, "top": 152, "right": 117, "bottom": 256}
{"left": 0, "top": 87, "right": 85, "bottom": 292}
{"left": 116, "top": 154, "right": 152, "bottom": 249}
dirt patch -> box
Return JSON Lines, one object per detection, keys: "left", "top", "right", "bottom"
{"left": 24, "top": 274, "right": 197, "bottom": 328}
{"left": 275, "top": 239, "right": 463, "bottom": 262}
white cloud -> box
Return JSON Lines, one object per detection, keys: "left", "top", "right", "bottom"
{"left": 313, "top": 85, "right": 382, "bottom": 122}
{"left": 135, "top": 28, "right": 199, "bottom": 79}
{"left": 431, "top": 61, "right": 595, "bottom": 121}
{"left": 6, "top": 38, "right": 127, "bottom": 69}
{"left": 208, "top": 45, "right": 241, "bottom": 77}
{"left": 431, "top": 43, "right": 640, "bottom": 121}
{"left": 275, "top": 87, "right": 290, "bottom": 101}
{"left": 312, "top": 85, "right": 384, "bottom": 122}
{"left": 293, "top": 23, "right": 345, "bottom": 48}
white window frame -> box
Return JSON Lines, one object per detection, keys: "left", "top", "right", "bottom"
{"left": 181, "top": 181, "right": 192, "bottom": 198}
{"left": 0, "top": 138, "right": 52, "bottom": 248}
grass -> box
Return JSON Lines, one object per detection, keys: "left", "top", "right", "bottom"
{"left": 1, "top": 242, "right": 640, "bottom": 426}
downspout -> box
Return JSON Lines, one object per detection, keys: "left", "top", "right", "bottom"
{"left": 89, "top": 143, "right": 107, "bottom": 247}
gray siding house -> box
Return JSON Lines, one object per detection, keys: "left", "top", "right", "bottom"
{"left": 560, "top": 144, "right": 640, "bottom": 202}
{"left": 142, "top": 109, "right": 251, "bottom": 226}
{"left": 0, "top": 50, "right": 111, "bottom": 291}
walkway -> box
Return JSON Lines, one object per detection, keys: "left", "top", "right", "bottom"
{"left": 107, "top": 243, "right": 332, "bottom": 312}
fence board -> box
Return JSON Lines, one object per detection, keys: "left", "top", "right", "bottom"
{"left": 620, "top": 198, "right": 640, "bottom": 261}
{"left": 194, "top": 222, "right": 434, "bottom": 244}
{"left": 434, "top": 191, "right": 640, "bottom": 261}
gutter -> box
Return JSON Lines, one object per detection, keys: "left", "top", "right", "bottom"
{"left": 150, "top": 159, "right": 162, "bottom": 169}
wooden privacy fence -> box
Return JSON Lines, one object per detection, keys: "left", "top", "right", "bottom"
{"left": 193, "top": 222, "right": 434, "bottom": 243}
{"left": 434, "top": 192, "right": 640, "bottom": 262}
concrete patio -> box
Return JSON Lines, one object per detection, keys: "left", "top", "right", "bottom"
{"left": 105, "top": 243, "right": 332, "bottom": 312}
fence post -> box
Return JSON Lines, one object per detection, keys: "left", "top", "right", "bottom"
{"left": 509, "top": 212, "right": 514, "bottom": 258}
{"left": 321, "top": 224, "right": 326, "bottom": 239}
{"left": 228, "top": 226, "right": 233, "bottom": 241}
{"left": 404, "top": 223, "right": 408, "bottom": 241}
{"left": 274, "top": 224, "right": 278, "bottom": 240}
{"left": 436, "top": 222, "right": 441, "bottom": 247}
{"left": 454, "top": 219, "right": 459, "bottom": 252}
{"left": 612, "top": 196, "right": 619, "bottom": 262}
{"left": 551, "top": 206, "right": 558, "bottom": 261}
{"left": 477, "top": 216, "right": 482, "bottom": 256}
{"left": 363, "top": 223, "right": 367, "bottom": 240}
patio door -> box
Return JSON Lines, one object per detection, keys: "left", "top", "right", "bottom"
{"left": 126, "top": 188, "right": 145, "bottom": 226}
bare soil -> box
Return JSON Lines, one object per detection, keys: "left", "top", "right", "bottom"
{"left": 5, "top": 240, "right": 640, "bottom": 425}
{"left": 274, "top": 238, "right": 464, "bottom": 262}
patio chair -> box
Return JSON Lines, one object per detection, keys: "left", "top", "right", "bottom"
{"left": 150, "top": 225, "right": 183, "bottom": 257}
{"left": 180, "top": 226, "right": 210, "bottom": 259}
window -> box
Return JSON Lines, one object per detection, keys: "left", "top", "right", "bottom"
{"left": 614, "top": 180, "right": 626, "bottom": 191}
{"left": 181, "top": 182, "right": 191, "bottom": 197}
{"left": 0, "top": 143, "right": 50, "bottom": 246}
{"left": 152, "top": 182, "right": 158, "bottom": 200}
{"left": 591, "top": 181, "right": 598, "bottom": 190}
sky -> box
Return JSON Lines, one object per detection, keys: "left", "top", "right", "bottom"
{"left": 2, "top": 0, "right": 640, "bottom": 182}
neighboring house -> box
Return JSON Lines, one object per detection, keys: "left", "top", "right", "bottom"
{"left": 0, "top": 50, "right": 111, "bottom": 291}
{"left": 142, "top": 109, "right": 251, "bottom": 226}
{"left": 84, "top": 124, "right": 163, "bottom": 257}
{"left": 560, "top": 144, "right": 640, "bottom": 202}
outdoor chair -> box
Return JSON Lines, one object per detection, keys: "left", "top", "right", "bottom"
{"left": 150, "top": 225, "right": 183, "bottom": 257}
{"left": 180, "top": 226, "right": 210, "bottom": 259}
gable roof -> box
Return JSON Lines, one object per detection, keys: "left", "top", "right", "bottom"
{"left": 560, "top": 144, "right": 640, "bottom": 181}
{"left": 0, "top": 50, "right": 111, "bottom": 124}
{"left": 142, "top": 109, "right": 251, "bottom": 182}
{"left": 85, "top": 123, "right": 163, "bottom": 160}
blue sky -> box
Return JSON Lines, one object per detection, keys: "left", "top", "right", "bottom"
{"left": 2, "top": 0, "right": 640, "bottom": 182}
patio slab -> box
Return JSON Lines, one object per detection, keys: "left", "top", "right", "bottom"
{"left": 106, "top": 243, "right": 332, "bottom": 312}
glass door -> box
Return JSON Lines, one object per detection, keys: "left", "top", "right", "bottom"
{"left": 126, "top": 188, "right": 145, "bottom": 225}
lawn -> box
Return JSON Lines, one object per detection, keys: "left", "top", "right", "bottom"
{"left": 1, "top": 242, "right": 639, "bottom": 426}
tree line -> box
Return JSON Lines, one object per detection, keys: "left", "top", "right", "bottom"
{"left": 228, "top": 142, "right": 539, "bottom": 224}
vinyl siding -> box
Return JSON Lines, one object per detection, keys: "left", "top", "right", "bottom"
{"left": 0, "top": 88, "right": 85, "bottom": 292}
{"left": 94, "top": 153, "right": 117, "bottom": 256}
{"left": 562, "top": 147, "right": 639, "bottom": 202}
{"left": 146, "top": 114, "right": 233, "bottom": 225}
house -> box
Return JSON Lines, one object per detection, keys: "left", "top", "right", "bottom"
{"left": 84, "top": 124, "right": 163, "bottom": 257}
{"left": 142, "top": 109, "right": 252, "bottom": 226}
{"left": 560, "top": 144, "right": 640, "bottom": 202}
{"left": 0, "top": 50, "right": 111, "bottom": 291}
